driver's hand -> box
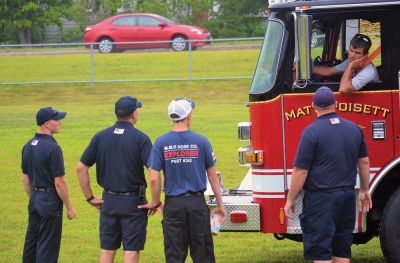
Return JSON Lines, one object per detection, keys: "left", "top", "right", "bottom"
{"left": 351, "top": 55, "right": 367, "bottom": 69}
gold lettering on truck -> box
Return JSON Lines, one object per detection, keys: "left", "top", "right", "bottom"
{"left": 285, "top": 103, "right": 391, "bottom": 121}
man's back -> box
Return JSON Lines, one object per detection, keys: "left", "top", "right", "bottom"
{"left": 80, "top": 121, "right": 152, "bottom": 191}
{"left": 22, "top": 133, "right": 64, "bottom": 188}
{"left": 150, "top": 130, "right": 215, "bottom": 196}
{"left": 295, "top": 112, "right": 368, "bottom": 190}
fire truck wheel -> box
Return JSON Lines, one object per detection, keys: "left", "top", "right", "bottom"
{"left": 379, "top": 186, "right": 400, "bottom": 263}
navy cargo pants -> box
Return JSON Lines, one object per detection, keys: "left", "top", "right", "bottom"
{"left": 23, "top": 191, "right": 63, "bottom": 263}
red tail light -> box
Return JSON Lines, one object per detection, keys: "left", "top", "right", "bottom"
{"left": 230, "top": 211, "right": 247, "bottom": 223}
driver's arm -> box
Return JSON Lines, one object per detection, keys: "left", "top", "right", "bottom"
{"left": 312, "top": 65, "right": 337, "bottom": 77}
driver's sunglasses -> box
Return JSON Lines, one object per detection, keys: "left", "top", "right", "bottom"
{"left": 355, "top": 34, "right": 371, "bottom": 44}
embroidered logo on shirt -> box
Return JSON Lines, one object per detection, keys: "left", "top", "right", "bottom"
{"left": 330, "top": 118, "right": 340, "bottom": 125}
{"left": 31, "top": 140, "right": 39, "bottom": 146}
{"left": 114, "top": 128, "right": 125, "bottom": 134}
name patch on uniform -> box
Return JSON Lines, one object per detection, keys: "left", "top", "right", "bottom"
{"left": 330, "top": 118, "right": 340, "bottom": 125}
{"left": 114, "top": 128, "right": 125, "bottom": 134}
{"left": 31, "top": 140, "right": 39, "bottom": 146}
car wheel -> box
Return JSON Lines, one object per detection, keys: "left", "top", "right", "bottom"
{"left": 98, "top": 37, "right": 115, "bottom": 54}
{"left": 380, "top": 186, "right": 400, "bottom": 263}
{"left": 171, "top": 35, "right": 188, "bottom": 51}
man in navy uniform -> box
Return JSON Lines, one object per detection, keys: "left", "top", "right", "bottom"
{"left": 77, "top": 96, "right": 152, "bottom": 263}
{"left": 284, "top": 87, "right": 373, "bottom": 263}
{"left": 139, "top": 98, "right": 226, "bottom": 263}
{"left": 21, "top": 107, "right": 76, "bottom": 263}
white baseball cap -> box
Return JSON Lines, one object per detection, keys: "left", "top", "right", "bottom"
{"left": 168, "top": 98, "right": 196, "bottom": 121}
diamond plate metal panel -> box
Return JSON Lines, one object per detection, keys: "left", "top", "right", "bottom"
{"left": 287, "top": 191, "right": 303, "bottom": 233}
{"left": 287, "top": 190, "right": 360, "bottom": 234}
{"left": 208, "top": 195, "right": 260, "bottom": 231}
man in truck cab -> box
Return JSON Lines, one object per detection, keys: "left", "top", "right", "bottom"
{"left": 313, "top": 34, "right": 379, "bottom": 94}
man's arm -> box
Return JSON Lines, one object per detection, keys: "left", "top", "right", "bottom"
{"left": 284, "top": 167, "right": 309, "bottom": 217}
{"left": 54, "top": 176, "right": 76, "bottom": 220}
{"left": 313, "top": 65, "right": 337, "bottom": 77}
{"left": 138, "top": 168, "right": 163, "bottom": 215}
{"left": 207, "top": 166, "right": 226, "bottom": 221}
{"left": 358, "top": 156, "right": 372, "bottom": 212}
{"left": 76, "top": 161, "right": 103, "bottom": 209}
{"left": 22, "top": 173, "right": 32, "bottom": 197}
{"left": 339, "top": 64, "right": 357, "bottom": 94}
{"left": 339, "top": 56, "right": 367, "bottom": 94}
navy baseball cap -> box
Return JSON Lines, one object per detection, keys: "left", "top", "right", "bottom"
{"left": 36, "top": 107, "right": 67, "bottom": 126}
{"left": 115, "top": 96, "right": 142, "bottom": 117}
{"left": 313, "top": 86, "right": 336, "bottom": 108}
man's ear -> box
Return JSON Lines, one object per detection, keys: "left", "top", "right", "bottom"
{"left": 132, "top": 110, "right": 138, "bottom": 121}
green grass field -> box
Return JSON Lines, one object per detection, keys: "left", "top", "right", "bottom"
{"left": 0, "top": 49, "right": 260, "bottom": 83}
{"left": 0, "top": 80, "right": 385, "bottom": 262}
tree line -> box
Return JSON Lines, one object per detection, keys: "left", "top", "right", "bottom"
{"left": 0, "top": 0, "right": 268, "bottom": 44}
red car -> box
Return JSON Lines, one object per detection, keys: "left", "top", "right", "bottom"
{"left": 83, "top": 13, "right": 212, "bottom": 53}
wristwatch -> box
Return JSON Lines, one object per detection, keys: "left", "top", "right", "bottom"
{"left": 86, "top": 195, "right": 94, "bottom": 204}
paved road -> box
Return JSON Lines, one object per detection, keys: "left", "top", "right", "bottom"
{"left": 0, "top": 44, "right": 262, "bottom": 56}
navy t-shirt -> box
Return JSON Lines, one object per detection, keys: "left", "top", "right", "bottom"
{"left": 294, "top": 112, "right": 368, "bottom": 190}
{"left": 80, "top": 121, "right": 152, "bottom": 192}
{"left": 21, "top": 133, "right": 65, "bottom": 188}
{"left": 148, "top": 130, "right": 216, "bottom": 196}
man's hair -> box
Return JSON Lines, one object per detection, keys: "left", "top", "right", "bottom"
{"left": 350, "top": 34, "right": 372, "bottom": 54}
{"left": 116, "top": 110, "right": 131, "bottom": 121}
{"left": 172, "top": 116, "right": 187, "bottom": 123}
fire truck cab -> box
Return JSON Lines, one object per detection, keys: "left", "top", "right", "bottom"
{"left": 210, "top": 0, "right": 400, "bottom": 261}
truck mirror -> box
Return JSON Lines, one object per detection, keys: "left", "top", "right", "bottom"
{"left": 294, "top": 13, "right": 312, "bottom": 87}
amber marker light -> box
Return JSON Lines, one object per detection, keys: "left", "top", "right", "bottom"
{"left": 279, "top": 208, "right": 285, "bottom": 224}
{"left": 298, "top": 5, "right": 311, "bottom": 10}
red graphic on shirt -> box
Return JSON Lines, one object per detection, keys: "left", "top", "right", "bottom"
{"left": 164, "top": 150, "right": 199, "bottom": 159}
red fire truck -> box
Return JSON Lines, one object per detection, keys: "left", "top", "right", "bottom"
{"left": 209, "top": 0, "right": 400, "bottom": 262}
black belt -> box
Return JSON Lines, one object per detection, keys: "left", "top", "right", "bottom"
{"left": 306, "top": 186, "right": 355, "bottom": 192}
{"left": 105, "top": 185, "right": 145, "bottom": 197}
{"left": 33, "top": 187, "right": 56, "bottom": 192}
{"left": 166, "top": 191, "right": 204, "bottom": 198}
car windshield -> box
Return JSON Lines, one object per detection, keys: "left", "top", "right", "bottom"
{"left": 154, "top": 15, "right": 177, "bottom": 25}
{"left": 250, "top": 20, "right": 284, "bottom": 94}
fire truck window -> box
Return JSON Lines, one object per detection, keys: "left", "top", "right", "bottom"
{"left": 250, "top": 20, "right": 284, "bottom": 94}
{"left": 311, "top": 18, "right": 382, "bottom": 83}
{"left": 359, "top": 19, "right": 381, "bottom": 68}
{"left": 311, "top": 22, "right": 325, "bottom": 60}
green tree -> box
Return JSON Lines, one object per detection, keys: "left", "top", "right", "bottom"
{"left": 207, "top": 0, "right": 268, "bottom": 38}
{"left": 71, "top": 0, "right": 121, "bottom": 28}
{"left": 0, "top": 0, "right": 73, "bottom": 44}
{"left": 121, "top": 0, "right": 211, "bottom": 27}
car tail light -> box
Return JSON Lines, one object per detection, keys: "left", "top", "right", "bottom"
{"left": 230, "top": 211, "right": 247, "bottom": 223}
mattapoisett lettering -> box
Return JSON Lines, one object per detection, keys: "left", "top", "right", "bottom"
{"left": 285, "top": 103, "right": 390, "bottom": 121}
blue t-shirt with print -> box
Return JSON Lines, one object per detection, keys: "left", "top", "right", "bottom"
{"left": 148, "top": 130, "right": 216, "bottom": 196}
